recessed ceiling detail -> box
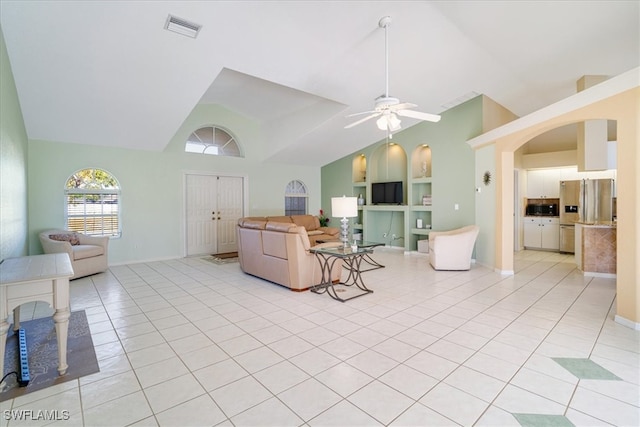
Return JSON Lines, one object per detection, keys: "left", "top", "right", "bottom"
{"left": 200, "top": 68, "right": 346, "bottom": 124}
{"left": 164, "top": 14, "right": 201, "bottom": 38}
{"left": 441, "top": 91, "right": 481, "bottom": 110}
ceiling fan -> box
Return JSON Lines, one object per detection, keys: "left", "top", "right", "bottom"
{"left": 345, "top": 16, "right": 441, "bottom": 134}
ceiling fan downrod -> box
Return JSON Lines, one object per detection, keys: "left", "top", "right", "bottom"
{"left": 379, "top": 16, "right": 391, "bottom": 99}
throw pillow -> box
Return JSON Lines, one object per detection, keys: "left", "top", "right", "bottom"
{"left": 49, "top": 233, "right": 80, "bottom": 246}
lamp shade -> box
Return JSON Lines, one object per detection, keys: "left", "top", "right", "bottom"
{"left": 331, "top": 196, "right": 358, "bottom": 218}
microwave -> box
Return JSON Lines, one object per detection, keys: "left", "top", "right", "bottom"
{"left": 526, "top": 204, "right": 558, "bottom": 216}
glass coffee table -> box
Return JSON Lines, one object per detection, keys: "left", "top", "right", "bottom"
{"left": 309, "top": 245, "right": 374, "bottom": 302}
{"left": 316, "top": 239, "right": 385, "bottom": 272}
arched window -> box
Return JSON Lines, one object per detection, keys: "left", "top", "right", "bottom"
{"left": 65, "top": 168, "right": 121, "bottom": 237}
{"left": 185, "top": 126, "right": 242, "bottom": 157}
{"left": 285, "top": 180, "right": 308, "bottom": 216}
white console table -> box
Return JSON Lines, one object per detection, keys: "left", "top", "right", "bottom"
{"left": 0, "top": 253, "right": 73, "bottom": 389}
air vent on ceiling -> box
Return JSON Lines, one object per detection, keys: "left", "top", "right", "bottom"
{"left": 164, "top": 14, "right": 201, "bottom": 38}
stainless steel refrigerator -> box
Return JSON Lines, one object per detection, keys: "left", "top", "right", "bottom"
{"left": 580, "top": 178, "right": 615, "bottom": 224}
{"left": 559, "top": 180, "right": 580, "bottom": 253}
{"left": 558, "top": 178, "right": 615, "bottom": 253}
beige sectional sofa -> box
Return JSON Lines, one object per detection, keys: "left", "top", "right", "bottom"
{"left": 242, "top": 215, "right": 339, "bottom": 245}
{"left": 236, "top": 218, "right": 342, "bottom": 291}
{"left": 39, "top": 229, "right": 109, "bottom": 279}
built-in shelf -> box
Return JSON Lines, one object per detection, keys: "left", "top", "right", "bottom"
{"left": 364, "top": 205, "right": 408, "bottom": 212}
{"left": 411, "top": 177, "right": 432, "bottom": 184}
{"left": 411, "top": 228, "right": 431, "bottom": 235}
{"left": 350, "top": 143, "right": 435, "bottom": 251}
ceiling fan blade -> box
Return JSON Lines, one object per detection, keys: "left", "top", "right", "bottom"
{"left": 396, "top": 109, "right": 441, "bottom": 122}
{"left": 346, "top": 110, "right": 377, "bottom": 118}
{"left": 345, "top": 112, "right": 381, "bottom": 129}
{"left": 390, "top": 102, "right": 417, "bottom": 111}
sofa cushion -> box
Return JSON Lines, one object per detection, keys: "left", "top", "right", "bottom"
{"left": 72, "top": 244, "right": 105, "bottom": 260}
{"left": 291, "top": 215, "right": 320, "bottom": 231}
{"left": 49, "top": 233, "right": 80, "bottom": 246}
{"left": 307, "top": 230, "right": 323, "bottom": 236}
{"left": 238, "top": 219, "right": 267, "bottom": 229}
{"left": 266, "top": 222, "right": 297, "bottom": 233}
{"left": 266, "top": 216, "right": 293, "bottom": 224}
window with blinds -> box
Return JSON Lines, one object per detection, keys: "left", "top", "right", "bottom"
{"left": 285, "top": 180, "right": 308, "bottom": 216}
{"left": 65, "top": 169, "right": 121, "bottom": 237}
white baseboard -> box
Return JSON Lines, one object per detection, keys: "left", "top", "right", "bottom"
{"left": 583, "top": 271, "right": 616, "bottom": 279}
{"left": 614, "top": 315, "right": 640, "bottom": 330}
{"left": 108, "top": 255, "right": 182, "bottom": 267}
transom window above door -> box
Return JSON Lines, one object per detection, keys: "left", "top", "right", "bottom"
{"left": 185, "top": 126, "right": 242, "bottom": 157}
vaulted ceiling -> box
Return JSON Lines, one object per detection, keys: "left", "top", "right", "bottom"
{"left": 1, "top": 1, "right": 638, "bottom": 166}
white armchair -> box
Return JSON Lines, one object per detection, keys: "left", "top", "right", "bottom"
{"left": 429, "top": 225, "right": 479, "bottom": 270}
{"left": 39, "top": 229, "right": 109, "bottom": 279}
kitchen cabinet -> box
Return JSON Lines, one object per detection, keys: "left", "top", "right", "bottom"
{"left": 523, "top": 217, "right": 559, "bottom": 250}
{"left": 527, "top": 169, "right": 561, "bottom": 198}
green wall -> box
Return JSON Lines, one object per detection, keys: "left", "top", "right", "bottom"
{"left": 475, "top": 144, "right": 497, "bottom": 267}
{"left": 321, "top": 96, "right": 483, "bottom": 250}
{"left": 0, "top": 26, "right": 29, "bottom": 260}
{"left": 28, "top": 104, "right": 321, "bottom": 265}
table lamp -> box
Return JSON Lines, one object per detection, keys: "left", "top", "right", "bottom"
{"left": 331, "top": 195, "right": 358, "bottom": 247}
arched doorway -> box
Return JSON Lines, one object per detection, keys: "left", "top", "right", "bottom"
{"left": 469, "top": 82, "right": 639, "bottom": 327}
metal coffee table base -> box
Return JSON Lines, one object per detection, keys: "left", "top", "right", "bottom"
{"left": 311, "top": 251, "right": 373, "bottom": 302}
{"left": 358, "top": 252, "right": 385, "bottom": 272}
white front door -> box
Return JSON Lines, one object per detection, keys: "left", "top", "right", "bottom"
{"left": 185, "top": 174, "right": 244, "bottom": 256}
{"left": 217, "top": 176, "right": 243, "bottom": 254}
{"left": 186, "top": 174, "right": 218, "bottom": 256}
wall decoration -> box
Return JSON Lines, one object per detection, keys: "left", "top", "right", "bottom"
{"left": 483, "top": 171, "right": 492, "bottom": 186}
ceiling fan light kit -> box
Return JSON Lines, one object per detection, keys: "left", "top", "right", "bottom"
{"left": 376, "top": 113, "right": 401, "bottom": 131}
{"left": 345, "top": 16, "right": 441, "bottom": 133}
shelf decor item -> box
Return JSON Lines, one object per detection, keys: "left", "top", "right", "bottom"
{"left": 421, "top": 161, "right": 428, "bottom": 177}
{"left": 417, "top": 218, "right": 423, "bottom": 228}
{"left": 331, "top": 195, "right": 358, "bottom": 248}
{"left": 422, "top": 195, "right": 432, "bottom": 206}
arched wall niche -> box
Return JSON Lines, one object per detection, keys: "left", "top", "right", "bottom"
{"left": 370, "top": 142, "right": 407, "bottom": 184}
{"left": 410, "top": 144, "right": 432, "bottom": 179}
{"left": 352, "top": 154, "right": 367, "bottom": 183}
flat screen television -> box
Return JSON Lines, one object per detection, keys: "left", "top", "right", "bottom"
{"left": 371, "top": 181, "right": 403, "bottom": 205}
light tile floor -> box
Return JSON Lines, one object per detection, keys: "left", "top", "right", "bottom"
{"left": 1, "top": 250, "right": 639, "bottom": 426}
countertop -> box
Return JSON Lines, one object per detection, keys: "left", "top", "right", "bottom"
{"left": 576, "top": 221, "right": 617, "bottom": 228}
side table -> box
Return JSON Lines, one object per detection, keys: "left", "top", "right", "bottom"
{"left": 0, "top": 253, "right": 74, "bottom": 391}
{"left": 315, "top": 239, "right": 385, "bottom": 271}
{"left": 309, "top": 245, "right": 373, "bottom": 302}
